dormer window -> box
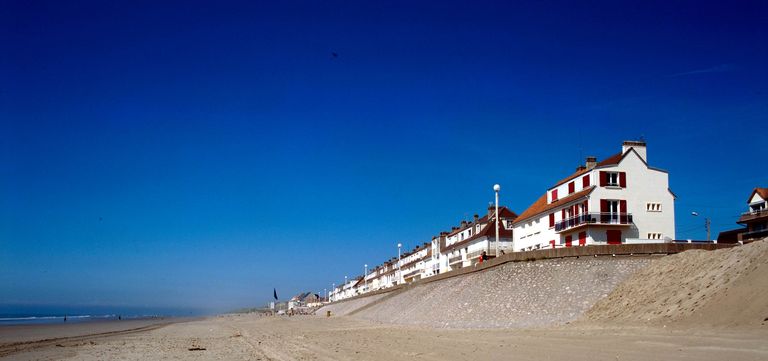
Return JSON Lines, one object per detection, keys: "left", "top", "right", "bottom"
{"left": 552, "top": 189, "right": 559, "bottom": 201}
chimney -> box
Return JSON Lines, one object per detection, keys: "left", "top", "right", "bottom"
{"left": 473, "top": 214, "right": 479, "bottom": 223}
{"left": 460, "top": 220, "right": 468, "bottom": 227}
{"left": 576, "top": 165, "right": 587, "bottom": 172}
{"left": 622, "top": 140, "right": 647, "bottom": 162}
{"left": 585, "top": 156, "right": 597, "bottom": 169}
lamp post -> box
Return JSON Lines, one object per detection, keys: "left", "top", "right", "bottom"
{"left": 324, "top": 288, "right": 327, "bottom": 303}
{"left": 331, "top": 283, "right": 335, "bottom": 302}
{"left": 691, "top": 211, "right": 711, "bottom": 241}
{"left": 397, "top": 242, "right": 402, "bottom": 284}
{"left": 493, "top": 184, "right": 501, "bottom": 256}
{"left": 364, "top": 264, "right": 368, "bottom": 292}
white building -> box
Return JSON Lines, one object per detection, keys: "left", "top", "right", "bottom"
{"left": 439, "top": 206, "right": 517, "bottom": 273}
{"left": 512, "top": 141, "right": 675, "bottom": 250}
{"left": 398, "top": 243, "right": 431, "bottom": 283}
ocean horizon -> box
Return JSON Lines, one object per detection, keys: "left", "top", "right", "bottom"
{"left": 0, "top": 305, "right": 208, "bottom": 326}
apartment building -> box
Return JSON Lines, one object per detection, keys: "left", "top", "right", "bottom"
{"left": 512, "top": 141, "right": 675, "bottom": 250}
{"left": 439, "top": 206, "right": 517, "bottom": 272}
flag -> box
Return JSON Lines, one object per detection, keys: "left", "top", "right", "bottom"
{"left": 273, "top": 288, "right": 278, "bottom": 300}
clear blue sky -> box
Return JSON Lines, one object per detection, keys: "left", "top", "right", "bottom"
{"left": 1, "top": 1, "right": 766, "bottom": 314}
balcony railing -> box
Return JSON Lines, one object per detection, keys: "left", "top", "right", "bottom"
{"left": 448, "top": 255, "right": 463, "bottom": 265}
{"left": 555, "top": 212, "right": 633, "bottom": 232}
{"left": 741, "top": 228, "right": 768, "bottom": 240}
{"left": 738, "top": 209, "right": 768, "bottom": 224}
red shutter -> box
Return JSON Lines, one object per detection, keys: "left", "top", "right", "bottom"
{"left": 568, "top": 181, "right": 575, "bottom": 194}
{"left": 600, "top": 199, "right": 608, "bottom": 212}
{"left": 620, "top": 200, "right": 627, "bottom": 213}
{"left": 599, "top": 171, "right": 607, "bottom": 186}
{"left": 583, "top": 175, "right": 590, "bottom": 187}
{"left": 578, "top": 231, "right": 586, "bottom": 246}
{"left": 550, "top": 240, "right": 556, "bottom": 248}
{"left": 619, "top": 172, "right": 626, "bottom": 188}
{"left": 583, "top": 200, "right": 588, "bottom": 213}
{"left": 561, "top": 209, "right": 566, "bottom": 220}
{"left": 552, "top": 189, "right": 558, "bottom": 201}
{"left": 565, "top": 235, "right": 572, "bottom": 247}
{"left": 549, "top": 213, "right": 555, "bottom": 227}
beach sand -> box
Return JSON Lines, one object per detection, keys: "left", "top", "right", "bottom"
{"left": 2, "top": 313, "right": 766, "bottom": 360}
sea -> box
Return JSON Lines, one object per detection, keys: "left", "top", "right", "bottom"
{"left": 0, "top": 305, "right": 206, "bottom": 326}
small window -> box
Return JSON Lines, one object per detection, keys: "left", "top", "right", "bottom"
{"left": 646, "top": 202, "right": 662, "bottom": 212}
{"left": 552, "top": 189, "right": 559, "bottom": 201}
{"left": 568, "top": 181, "right": 575, "bottom": 194}
{"left": 606, "top": 172, "right": 619, "bottom": 186}
{"left": 647, "top": 232, "right": 663, "bottom": 240}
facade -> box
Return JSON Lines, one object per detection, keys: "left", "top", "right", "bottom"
{"left": 736, "top": 188, "right": 768, "bottom": 242}
{"left": 512, "top": 141, "right": 675, "bottom": 250}
{"left": 399, "top": 243, "right": 431, "bottom": 283}
{"left": 439, "top": 206, "right": 517, "bottom": 273}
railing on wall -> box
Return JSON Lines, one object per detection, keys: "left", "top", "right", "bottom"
{"left": 555, "top": 212, "right": 633, "bottom": 232}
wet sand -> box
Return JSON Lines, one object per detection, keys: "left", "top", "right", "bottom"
{"left": 2, "top": 313, "right": 766, "bottom": 360}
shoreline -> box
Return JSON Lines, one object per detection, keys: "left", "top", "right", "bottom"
{"left": 0, "top": 317, "right": 197, "bottom": 357}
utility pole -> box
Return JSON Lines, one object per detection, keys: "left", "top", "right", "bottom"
{"left": 706, "top": 217, "right": 711, "bottom": 241}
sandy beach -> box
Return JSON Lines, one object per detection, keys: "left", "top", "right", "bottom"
{"left": 1, "top": 313, "right": 766, "bottom": 360}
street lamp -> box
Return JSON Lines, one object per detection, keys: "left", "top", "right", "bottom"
{"left": 397, "top": 242, "right": 402, "bottom": 284}
{"left": 493, "top": 184, "right": 501, "bottom": 256}
{"left": 691, "top": 211, "right": 711, "bottom": 241}
{"left": 331, "top": 283, "right": 335, "bottom": 302}
{"left": 364, "top": 264, "right": 368, "bottom": 292}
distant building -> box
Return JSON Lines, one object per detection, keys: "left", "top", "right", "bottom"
{"left": 736, "top": 188, "right": 768, "bottom": 242}
{"left": 439, "top": 206, "right": 517, "bottom": 273}
{"left": 512, "top": 141, "right": 676, "bottom": 250}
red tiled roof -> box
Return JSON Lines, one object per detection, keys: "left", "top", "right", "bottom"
{"left": 596, "top": 152, "right": 624, "bottom": 167}
{"left": 551, "top": 152, "right": 625, "bottom": 189}
{"left": 552, "top": 168, "right": 590, "bottom": 188}
{"left": 513, "top": 186, "right": 596, "bottom": 225}
{"left": 748, "top": 188, "right": 768, "bottom": 203}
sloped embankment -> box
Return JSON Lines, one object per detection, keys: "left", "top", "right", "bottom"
{"left": 318, "top": 293, "right": 388, "bottom": 317}
{"left": 586, "top": 238, "right": 768, "bottom": 327}
{"left": 322, "top": 257, "right": 652, "bottom": 328}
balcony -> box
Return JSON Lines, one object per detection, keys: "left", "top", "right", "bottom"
{"left": 737, "top": 209, "right": 768, "bottom": 224}
{"left": 448, "top": 254, "right": 463, "bottom": 265}
{"left": 741, "top": 228, "right": 768, "bottom": 241}
{"left": 555, "top": 212, "right": 633, "bottom": 233}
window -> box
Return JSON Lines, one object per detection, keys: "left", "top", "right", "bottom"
{"left": 549, "top": 213, "right": 555, "bottom": 227}
{"left": 647, "top": 232, "right": 663, "bottom": 240}
{"left": 646, "top": 202, "right": 662, "bottom": 212}
{"left": 552, "top": 189, "right": 559, "bottom": 201}
{"left": 600, "top": 171, "right": 626, "bottom": 187}
{"left": 582, "top": 175, "right": 590, "bottom": 188}
{"left": 568, "top": 181, "right": 575, "bottom": 194}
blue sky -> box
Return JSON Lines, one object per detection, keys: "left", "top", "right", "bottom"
{"left": 1, "top": 1, "right": 766, "bottom": 313}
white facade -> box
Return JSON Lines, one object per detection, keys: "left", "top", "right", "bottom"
{"left": 438, "top": 207, "right": 516, "bottom": 273}
{"left": 513, "top": 141, "right": 675, "bottom": 250}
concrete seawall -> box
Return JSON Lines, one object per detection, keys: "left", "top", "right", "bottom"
{"left": 320, "top": 256, "right": 653, "bottom": 328}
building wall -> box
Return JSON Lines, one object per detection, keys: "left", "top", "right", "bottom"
{"left": 513, "top": 146, "right": 676, "bottom": 250}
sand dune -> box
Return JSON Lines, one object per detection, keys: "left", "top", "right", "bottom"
{"left": 587, "top": 239, "right": 768, "bottom": 327}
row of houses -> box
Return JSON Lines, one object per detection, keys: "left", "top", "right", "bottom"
{"left": 330, "top": 140, "right": 677, "bottom": 301}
